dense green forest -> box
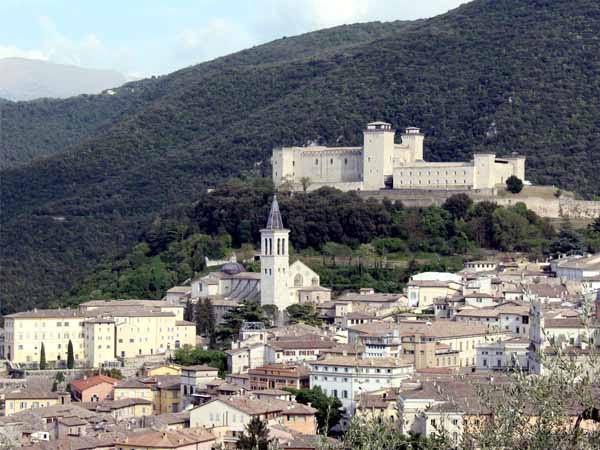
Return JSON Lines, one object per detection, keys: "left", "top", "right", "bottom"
{"left": 3, "top": 0, "right": 600, "bottom": 313}
{"left": 54, "top": 179, "right": 600, "bottom": 312}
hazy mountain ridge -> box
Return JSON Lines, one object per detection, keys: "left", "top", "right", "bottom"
{"left": 2, "top": 0, "right": 600, "bottom": 314}
{"left": 0, "top": 57, "right": 127, "bottom": 101}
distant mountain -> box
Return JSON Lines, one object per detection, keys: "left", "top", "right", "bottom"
{"left": 0, "top": 57, "right": 126, "bottom": 101}
{"left": 2, "top": 0, "right": 600, "bottom": 314}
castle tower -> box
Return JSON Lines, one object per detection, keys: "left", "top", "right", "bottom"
{"left": 362, "top": 121, "right": 395, "bottom": 190}
{"left": 473, "top": 153, "right": 496, "bottom": 190}
{"left": 400, "top": 127, "right": 424, "bottom": 162}
{"left": 260, "top": 195, "right": 291, "bottom": 311}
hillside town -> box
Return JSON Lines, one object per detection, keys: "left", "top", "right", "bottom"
{"left": 1, "top": 197, "right": 599, "bottom": 449}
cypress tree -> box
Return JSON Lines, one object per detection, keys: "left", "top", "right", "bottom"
{"left": 67, "top": 340, "right": 75, "bottom": 369}
{"left": 39, "top": 343, "right": 47, "bottom": 370}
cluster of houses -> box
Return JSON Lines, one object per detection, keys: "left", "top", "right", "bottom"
{"left": 1, "top": 198, "right": 600, "bottom": 448}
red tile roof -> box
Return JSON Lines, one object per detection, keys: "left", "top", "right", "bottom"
{"left": 70, "top": 375, "right": 119, "bottom": 393}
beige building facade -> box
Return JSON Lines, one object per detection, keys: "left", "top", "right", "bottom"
{"left": 273, "top": 121, "right": 525, "bottom": 192}
{"left": 3, "top": 300, "right": 195, "bottom": 368}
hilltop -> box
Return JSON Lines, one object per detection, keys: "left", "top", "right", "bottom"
{"left": 0, "top": 57, "right": 126, "bottom": 102}
{"left": 3, "top": 0, "right": 600, "bottom": 313}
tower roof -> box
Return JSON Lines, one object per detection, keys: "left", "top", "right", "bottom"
{"left": 265, "top": 195, "right": 284, "bottom": 230}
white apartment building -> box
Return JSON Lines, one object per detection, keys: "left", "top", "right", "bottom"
{"left": 475, "top": 337, "right": 529, "bottom": 371}
{"left": 309, "top": 356, "right": 414, "bottom": 417}
{"left": 551, "top": 253, "right": 600, "bottom": 281}
{"left": 454, "top": 302, "right": 530, "bottom": 336}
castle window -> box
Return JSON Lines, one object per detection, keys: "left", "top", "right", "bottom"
{"left": 292, "top": 161, "right": 295, "bottom": 167}
{"left": 344, "top": 158, "right": 348, "bottom": 165}
{"left": 330, "top": 159, "right": 334, "bottom": 165}
{"left": 275, "top": 172, "right": 277, "bottom": 177}
{"left": 315, "top": 159, "right": 319, "bottom": 165}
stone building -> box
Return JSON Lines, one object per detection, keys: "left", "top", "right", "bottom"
{"left": 273, "top": 121, "right": 525, "bottom": 192}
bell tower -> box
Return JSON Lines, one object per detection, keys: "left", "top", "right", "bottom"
{"left": 260, "top": 195, "right": 291, "bottom": 310}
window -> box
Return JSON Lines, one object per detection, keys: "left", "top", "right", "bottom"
{"left": 330, "top": 158, "right": 334, "bottom": 165}
{"left": 315, "top": 159, "right": 319, "bottom": 165}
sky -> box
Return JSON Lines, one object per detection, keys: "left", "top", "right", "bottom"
{"left": 0, "top": 0, "right": 466, "bottom": 79}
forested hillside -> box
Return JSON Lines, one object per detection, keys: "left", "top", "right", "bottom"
{"left": 61, "top": 178, "right": 600, "bottom": 307}
{"left": 3, "top": 0, "right": 600, "bottom": 313}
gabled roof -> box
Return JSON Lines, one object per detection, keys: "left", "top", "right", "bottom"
{"left": 70, "top": 375, "right": 119, "bottom": 393}
{"left": 114, "top": 379, "right": 150, "bottom": 389}
{"left": 115, "top": 428, "right": 215, "bottom": 448}
{"left": 181, "top": 364, "right": 219, "bottom": 372}
{"left": 197, "top": 396, "right": 315, "bottom": 417}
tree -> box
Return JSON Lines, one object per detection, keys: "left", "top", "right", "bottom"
{"left": 284, "top": 386, "right": 343, "bottom": 434}
{"left": 286, "top": 304, "right": 322, "bottom": 326}
{"left": 67, "top": 340, "right": 74, "bottom": 369}
{"left": 589, "top": 216, "right": 600, "bottom": 234}
{"left": 321, "top": 416, "right": 450, "bottom": 450}
{"left": 184, "top": 299, "right": 194, "bottom": 322}
{"left": 443, "top": 193, "right": 473, "bottom": 219}
{"left": 217, "top": 300, "right": 269, "bottom": 343}
{"left": 172, "top": 346, "right": 227, "bottom": 377}
{"left": 300, "top": 176, "right": 311, "bottom": 193}
{"left": 195, "top": 298, "right": 217, "bottom": 345}
{"left": 549, "top": 219, "right": 586, "bottom": 256}
{"left": 506, "top": 175, "right": 524, "bottom": 194}
{"left": 39, "top": 342, "right": 47, "bottom": 370}
{"left": 237, "top": 417, "right": 271, "bottom": 450}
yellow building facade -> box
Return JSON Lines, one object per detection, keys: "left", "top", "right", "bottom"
{"left": 3, "top": 300, "right": 195, "bottom": 368}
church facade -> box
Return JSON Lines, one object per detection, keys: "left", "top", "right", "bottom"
{"left": 191, "top": 196, "right": 330, "bottom": 311}
{"left": 272, "top": 121, "right": 525, "bottom": 192}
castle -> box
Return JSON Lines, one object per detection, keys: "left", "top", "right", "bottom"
{"left": 272, "top": 121, "right": 526, "bottom": 192}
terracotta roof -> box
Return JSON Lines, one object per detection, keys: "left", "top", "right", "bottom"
{"left": 182, "top": 364, "right": 219, "bottom": 372}
{"left": 70, "top": 375, "right": 118, "bottom": 393}
{"left": 5, "top": 309, "right": 82, "bottom": 319}
{"left": 167, "top": 286, "right": 192, "bottom": 293}
{"left": 80, "top": 299, "right": 183, "bottom": 308}
{"left": 203, "top": 396, "right": 315, "bottom": 416}
{"left": 115, "top": 429, "right": 215, "bottom": 448}
{"left": 114, "top": 379, "right": 150, "bottom": 389}
{"left": 312, "top": 356, "right": 412, "bottom": 369}
{"left": 336, "top": 293, "right": 406, "bottom": 303}
{"left": 544, "top": 318, "right": 600, "bottom": 329}
{"left": 249, "top": 364, "right": 310, "bottom": 377}
{"left": 80, "top": 398, "right": 152, "bottom": 411}
{"left": 5, "top": 390, "right": 61, "bottom": 400}
{"left": 349, "top": 320, "right": 502, "bottom": 339}
{"left": 272, "top": 339, "right": 336, "bottom": 351}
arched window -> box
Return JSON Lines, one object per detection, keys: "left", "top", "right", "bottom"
{"left": 294, "top": 274, "right": 304, "bottom": 287}
{"left": 311, "top": 277, "right": 319, "bottom": 286}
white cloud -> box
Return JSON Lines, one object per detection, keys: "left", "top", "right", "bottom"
{"left": 176, "top": 18, "right": 255, "bottom": 63}
{"left": 36, "top": 16, "right": 107, "bottom": 67}
{"left": 0, "top": 44, "right": 50, "bottom": 60}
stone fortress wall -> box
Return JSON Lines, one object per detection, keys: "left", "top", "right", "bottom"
{"left": 272, "top": 121, "right": 598, "bottom": 219}
{"left": 360, "top": 189, "right": 600, "bottom": 219}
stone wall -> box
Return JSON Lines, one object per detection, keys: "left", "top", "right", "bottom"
{"left": 359, "top": 189, "right": 600, "bottom": 219}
